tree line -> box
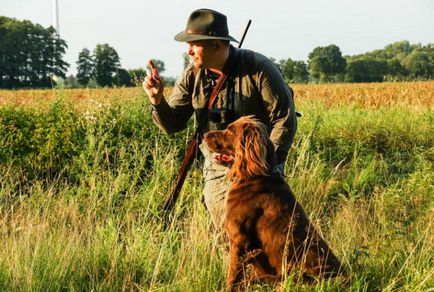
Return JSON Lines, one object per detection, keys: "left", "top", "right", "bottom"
{"left": 299, "top": 42, "right": 433, "bottom": 83}
{"left": 67, "top": 40, "right": 434, "bottom": 87}
{"left": 75, "top": 44, "right": 129, "bottom": 87}
{"left": 0, "top": 16, "right": 69, "bottom": 88}
{"left": 0, "top": 16, "right": 432, "bottom": 89}
{"left": 72, "top": 47, "right": 171, "bottom": 88}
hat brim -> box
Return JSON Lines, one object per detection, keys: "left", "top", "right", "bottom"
{"left": 174, "top": 31, "right": 238, "bottom": 43}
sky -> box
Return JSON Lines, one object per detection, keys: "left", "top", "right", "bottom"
{"left": 1, "top": 0, "right": 433, "bottom": 78}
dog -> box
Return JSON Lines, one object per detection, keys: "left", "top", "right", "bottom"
{"left": 203, "top": 116, "right": 345, "bottom": 290}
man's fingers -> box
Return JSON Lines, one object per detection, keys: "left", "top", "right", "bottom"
{"left": 148, "top": 60, "right": 160, "bottom": 78}
{"left": 143, "top": 74, "right": 161, "bottom": 91}
{"left": 146, "top": 69, "right": 152, "bottom": 78}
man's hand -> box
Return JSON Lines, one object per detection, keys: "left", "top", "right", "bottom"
{"left": 143, "top": 60, "right": 164, "bottom": 106}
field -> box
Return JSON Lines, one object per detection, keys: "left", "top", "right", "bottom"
{"left": 0, "top": 81, "right": 433, "bottom": 291}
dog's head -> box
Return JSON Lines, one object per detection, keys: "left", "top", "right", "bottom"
{"left": 203, "top": 115, "right": 275, "bottom": 180}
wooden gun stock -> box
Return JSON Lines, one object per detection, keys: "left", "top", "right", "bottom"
{"left": 162, "top": 130, "right": 200, "bottom": 212}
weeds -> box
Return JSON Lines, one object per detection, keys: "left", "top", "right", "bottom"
{"left": 0, "top": 82, "right": 433, "bottom": 291}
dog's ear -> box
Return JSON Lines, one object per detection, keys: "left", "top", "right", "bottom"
{"left": 229, "top": 121, "right": 270, "bottom": 180}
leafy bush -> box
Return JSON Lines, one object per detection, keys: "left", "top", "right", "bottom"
{"left": 0, "top": 84, "right": 433, "bottom": 290}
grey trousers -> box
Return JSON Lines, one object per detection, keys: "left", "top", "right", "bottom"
{"left": 199, "top": 142, "right": 285, "bottom": 232}
{"left": 199, "top": 142, "right": 230, "bottom": 232}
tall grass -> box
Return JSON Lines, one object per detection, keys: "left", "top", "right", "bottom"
{"left": 0, "top": 82, "right": 433, "bottom": 291}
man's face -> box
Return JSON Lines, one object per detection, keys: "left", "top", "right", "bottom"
{"left": 186, "top": 40, "right": 215, "bottom": 69}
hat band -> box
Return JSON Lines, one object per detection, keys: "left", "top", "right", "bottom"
{"left": 186, "top": 29, "right": 223, "bottom": 37}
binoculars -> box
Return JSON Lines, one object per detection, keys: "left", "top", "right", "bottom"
{"left": 208, "top": 108, "right": 235, "bottom": 131}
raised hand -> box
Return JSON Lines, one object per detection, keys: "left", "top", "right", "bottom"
{"left": 143, "top": 60, "right": 164, "bottom": 105}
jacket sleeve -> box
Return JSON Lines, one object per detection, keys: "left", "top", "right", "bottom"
{"left": 150, "top": 64, "right": 196, "bottom": 134}
{"left": 257, "top": 59, "right": 297, "bottom": 164}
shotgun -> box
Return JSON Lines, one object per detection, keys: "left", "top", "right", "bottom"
{"left": 162, "top": 20, "right": 252, "bottom": 214}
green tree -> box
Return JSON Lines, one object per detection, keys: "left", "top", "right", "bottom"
{"left": 49, "top": 28, "right": 69, "bottom": 82}
{"left": 308, "top": 44, "right": 346, "bottom": 82}
{"left": 92, "top": 43, "right": 121, "bottom": 87}
{"left": 385, "top": 59, "right": 408, "bottom": 81}
{"left": 345, "top": 59, "right": 387, "bottom": 83}
{"left": 293, "top": 61, "right": 310, "bottom": 83}
{"left": 114, "top": 68, "right": 132, "bottom": 86}
{"left": 0, "top": 16, "right": 69, "bottom": 88}
{"left": 347, "top": 41, "right": 428, "bottom": 81}
{"left": 76, "top": 48, "right": 94, "bottom": 86}
{"left": 0, "top": 16, "right": 25, "bottom": 87}
{"left": 402, "top": 49, "right": 433, "bottom": 80}
{"left": 278, "top": 58, "right": 309, "bottom": 83}
{"left": 379, "top": 41, "right": 412, "bottom": 61}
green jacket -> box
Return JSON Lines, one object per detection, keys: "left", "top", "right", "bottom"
{"left": 150, "top": 46, "right": 297, "bottom": 163}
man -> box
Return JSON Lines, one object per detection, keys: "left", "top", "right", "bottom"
{"left": 143, "top": 8, "right": 297, "bottom": 231}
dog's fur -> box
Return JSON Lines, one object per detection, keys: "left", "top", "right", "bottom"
{"left": 203, "top": 116, "right": 345, "bottom": 290}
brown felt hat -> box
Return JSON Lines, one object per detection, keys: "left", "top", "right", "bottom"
{"left": 174, "top": 9, "right": 239, "bottom": 43}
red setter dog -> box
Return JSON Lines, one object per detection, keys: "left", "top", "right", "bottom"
{"left": 203, "top": 116, "right": 345, "bottom": 290}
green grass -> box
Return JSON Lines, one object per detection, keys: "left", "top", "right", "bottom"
{"left": 0, "top": 88, "right": 433, "bottom": 291}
